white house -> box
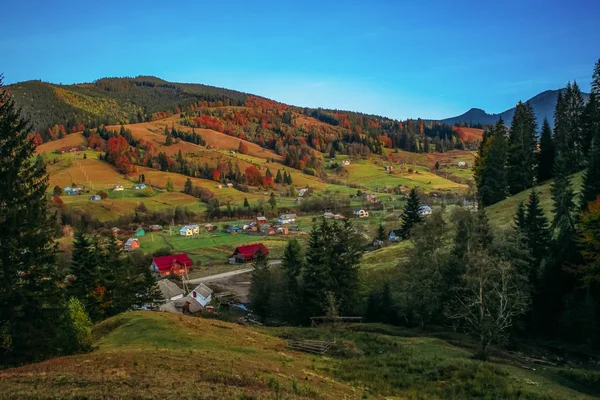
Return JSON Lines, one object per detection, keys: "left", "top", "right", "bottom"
{"left": 353, "top": 208, "right": 369, "bottom": 218}
{"left": 342, "top": 160, "right": 350, "bottom": 166}
{"left": 157, "top": 279, "right": 185, "bottom": 301}
{"left": 113, "top": 185, "right": 124, "bottom": 191}
{"left": 179, "top": 224, "right": 200, "bottom": 236}
{"left": 190, "top": 283, "right": 213, "bottom": 307}
{"left": 278, "top": 213, "right": 297, "bottom": 224}
{"left": 457, "top": 161, "right": 467, "bottom": 167}
{"left": 418, "top": 205, "right": 433, "bottom": 216}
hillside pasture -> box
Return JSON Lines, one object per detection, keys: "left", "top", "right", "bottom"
{"left": 35, "top": 132, "right": 85, "bottom": 154}
{"left": 47, "top": 157, "right": 130, "bottom": 189}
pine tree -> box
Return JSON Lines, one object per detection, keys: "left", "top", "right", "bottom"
{"left": 184, "top": 177, "right": 192, "bottom": 194}
{"left": 592, "top": 58, "right": 600, "bottom": 96}
{"left": 249, "top": 253, "right": 272, "bottom": 322}
{"left": 507, "top": 102, "right": 538, "bottom": 194}
{"left": 275, "top": 169, "right": 282, "bottom": 184}
{"left": 243, "top": 197, "right": 250, "bottom": 208}
{"left": 555, "top": 82, "right": 585, "bottom": 173}
{"left": 537, "top": 118, "right": 555, "bottom": 183}
{"left": 69, "top": 231, "right": 104, "bottom": 321}
{"left": 281, "top": 239, "right": 305, "bottom": 323}
{"left": 269, "top": 192, "right": 277, "bottom": 209}
{"left": 376, "top": 224, "right": 386, "bottom": 241}
{"left": 0, "top": 78, "right": 70, "bottom": 365}
{"left": 400, "top": 188, "right": 422, "bottom": 239}
{"left": 580, "top": 132, "right": 600, "bottom": 211}
{"left": 479, "top": 120, "right": 508, "bottom": 206}
{"left": 473, "top": 128, "right": 492, "bottom": 192}
{"left": 524, "top": 189, "right": 551, "bottom": 274}
{"left": 513, "top": 201, "right": 527, "bottom": 233}
{"left": 551, "top": 153, "right": 577, "bottom": 236}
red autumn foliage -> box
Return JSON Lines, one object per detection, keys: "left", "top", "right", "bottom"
{"left": 87, "top": 133, "right": 103, "bottom": 151}
{"left": 245, "top": 166, "right": 264, "bottom": 186}
{"left": 29, "top": 133, "right": 44, "bottom": 146}
{"left": 212, "top": 168, "right": 221, "bottom": 181}
{"left": 52, "top": 195, "right": 64, "bottom": 208}
{"left": 379, "top": 135, "right": 393, "bottom": 148}
{"left": 238, "top": 141, "right": 249, "bottom": 154}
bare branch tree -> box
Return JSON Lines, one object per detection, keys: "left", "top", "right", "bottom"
{"left": 449, "top": 251, "right": 530, "bottom": 360}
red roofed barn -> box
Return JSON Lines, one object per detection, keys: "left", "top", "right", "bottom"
{"left": 230, "top": 244, "right": 269, "bottom": 264}
{"left": 151, "top": 254, "right": 193, "bottom": 276}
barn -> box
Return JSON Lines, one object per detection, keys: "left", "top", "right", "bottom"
{"left": 229, "top": 244, "right": 269, "bottom": 264}
{"left": 151, "top": 254, "right": 193, "bottom": 276}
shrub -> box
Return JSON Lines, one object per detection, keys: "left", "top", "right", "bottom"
{"left": 67, "top": 297, "right": 92, "bottom": 353}
{"left": 53, "top": 185, "right": 63, "bottom": 196}
{"left": 97, "top": 190, "right": 108, "bottom": 199}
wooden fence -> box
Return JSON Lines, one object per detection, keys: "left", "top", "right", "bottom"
{"left": 288, "top": 340, "right": 332, "bottom": 355}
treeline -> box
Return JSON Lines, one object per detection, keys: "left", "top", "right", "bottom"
{"left": 475, "top": 60, "right": 600, "bottom": 206}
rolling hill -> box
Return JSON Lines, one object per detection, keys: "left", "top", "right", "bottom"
{"left": 0, "top": 311, "right": 596, "bottom": 399}
{"left": 440, "top": 89, "right": 590, "bottom": 128}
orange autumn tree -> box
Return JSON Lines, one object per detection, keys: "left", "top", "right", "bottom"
{"left": 245, "top": 165, "right": 264, "bottom": 186}
{"left": 238, "top": 141, "right": 249, "bottom": 154}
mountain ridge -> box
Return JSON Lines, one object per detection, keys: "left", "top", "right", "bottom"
{"left": 440, "top": 88, "right": 590, "bottom": 127}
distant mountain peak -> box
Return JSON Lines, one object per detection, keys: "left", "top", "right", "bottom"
{"left": 440, "top": 88, "right": 589, "bottom": 128}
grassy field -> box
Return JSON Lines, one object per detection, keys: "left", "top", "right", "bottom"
{"left": 1, "top": 311, "right": 596, "bottom": 399}
{"left": 487, "top": 172, "right": 584, "bottom": 228}
{"left": 35, "top": 132, "right": 85, "bottom": 153}
{"left": 0, "top": 312, "right": 356, "bottom": 399}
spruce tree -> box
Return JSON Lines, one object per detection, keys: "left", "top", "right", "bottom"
{"left": 275, "top": 169, "right": 282, "bottom": 184}
{"left": 513, "top": 201, "right": 527, "bottom": 233}
{"left": 243, "top": 197, "right": 250, "bottom": 208}
{"left": 551, "top": 153, "right": 577, "bottom": 237}
{"left": 184, "top": 177, "right": 192, "bottom": 194}
{"left": 473, "top": 128, "right": 492, "bottom": 193}
{"left": 592, "top": 58, "right": 600, "bottom": 96}
{"left": 376, "top": 224, "right": 386, "bottom": 241}
{"left": 537, "top": 118, "right": 555, "bottom": 183}
{"left": 581, "top": 93, "right": 599, "bottom": 158}
{"left": 281, "top": 239, "right": 305, "bottom": 323}
{"left": 555, "top": 82, "right": 585, "bottom": 173}
{"left": 479, "top": 120, "right": 508, "bottom": 206}
{"left": 269, "top": 192, "right": 277, "bottom": 209}
{"left": 507, "top": 102, "right": 538, "bottom": 194}
{"left": 0, "top": 78, "right": 70, "bottom": 365}
{"left": 580, "top": 133, "right": 600, "bottom": 211}
{"left": 69, "top": 230, "right": 105, "bottom": 321}
{"left": 400, "top": 188, "right": 422, "bottom": 239}
{"left": 249, "top": 254, "right": 272, "bottom": 323}
{"left": 524, "top": 189, "right": 551, "bottom": 273}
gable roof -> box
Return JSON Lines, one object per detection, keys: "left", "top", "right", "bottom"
{"left": 192, "top": 283, "right": 213, "bottom": 299}
{"left": 125, "top": 238, "right": 139, "bottom": 246}
{"left": 232, "top": 244, "right": 269, "bottom": 258}
{"left": 157, "top": 279, "right": 184, "bottom": 300}
{"left": 152, "top": 254, "right": 192, "bottom": 272}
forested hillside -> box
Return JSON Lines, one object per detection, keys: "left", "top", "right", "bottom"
{"left": 8, "top": 76, "right": 480, "bottom": 156}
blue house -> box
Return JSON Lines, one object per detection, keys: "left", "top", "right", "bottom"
{"left": 133, "top": 183, "right": 147, "bottom": 190}
{"left": 226, "top": 225, "right": 241, "bottom": 234}
{"left": 134, "top": 227, "right": 145, "bottom": 237}
{"left": 388, "top": 229, "right": 402, "bottom": 241}
{"left": 90, "top": 195, "right": 101, "bottom": 201}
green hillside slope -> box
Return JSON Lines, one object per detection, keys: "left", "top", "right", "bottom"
{"left": 487, "top": 172, "right": 584, "bottom": 228}
{"left": 0, "top": 312, "right": 597, "bottom": 399}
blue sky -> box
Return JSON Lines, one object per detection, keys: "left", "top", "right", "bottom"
{"left": 2, "top": 0, "right": 599, "bottom": 119}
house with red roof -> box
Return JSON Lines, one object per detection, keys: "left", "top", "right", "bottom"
{"left": 229, "top": 244, "right": 269, "bottom": 264}
{"left": 151, "top": 254, "right": 193, "bottom": 276}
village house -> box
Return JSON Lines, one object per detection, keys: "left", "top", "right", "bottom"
{"left": 151, "top": 254, "right": 193, "bottom": 276}
{"left": 190, "top": 283, "right": 213, "bottom": 307}
{"left": 259, "top": 224, "right": 276, "bottom": 235}
{"left": 134, "top": 227, "right": 145, "bottom": 237}
{"left": 298, "top": 188, "right": 308, "bottom": 197}
{"left": 342, "top": 160, "right": 350, "bottom": 166}
{"left": 226, "top": 183, "right": 234, "bottom": 189}
{"left": 157, "top": 279, "right": 185, "bottom": 302}
{"left": 226, "top": 225, "right": 241, "bottom": 234}
{"left": 457, "top": 161, "right": 467, "bottom": 167}
{"left": 90, "top": 195, "right": 101, "bottom": 201}
{"left": 277, "top": 226, "right": 289, "bottom": 235}
{"left": 334, "top": 214, "right": 344, "bottom": 220}
{"left": 388, "top": 229, "right": 402, "bottom": 241}
{"left": 353, "top": 208, "right": 370, "bottom": 218}
{"left": 256, "top": 216, "right": 267, "bottom": 225}
{"left": 149, "top": 224, "right": 162, "bottom": 232}
{"left": 229, "top": 244, "right": 269, "bottom": 264}
{"left": 278, "top": 213, "right": 297, "bottom": 224}
{"left": 384, "top": 165, "right": 394, "bottom": 173}
{"left": 179, "top": 224, "right": 200, "bottom": 236}
{"left": 204, "top": 224, "right": 217, "bottom": 232}
{"left": 216, "top": 184, "right": 222, "bottom": 189}
{"left": 124, "top": 238, "right": 140, "bottom": 251}
{"left": 64, "top": 187, "right": 82, "bottom": 195}
{"left": 323, "top": 212, "right": 334, "bottom": 219}
{"left": 113, "top": 185, "right": 124, "bottom": 191}
{"left": 133, "top": 183, "right": 147, "bottom": 190}
{"left": 111, "top": 227, "right": 121, "bottom": 235}
{"left": 418, "top": 205, "right": 433, "bottom": 216}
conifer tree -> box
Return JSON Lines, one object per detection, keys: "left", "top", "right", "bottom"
{"left": 551, "top": 153, "right": 577, "bottom": 237}
{"left": 249, "top": 254, "right": 272, "bottom": 323}
{"left": 275, "top": 169, "right": 282, "bottom": 184}
{"left": 592, "top": 58, "right": 600, "bottom": 96}
{"left": 555, "top": 82, "right": 585, "bottom": 173}
{"left": 478, "top": 120, "right": 508, "bottom": 206}
{"left": 507, "top": 102, "right": 538, "bottom": 194}
{"left": 376, "top": 224, "right": 386, "bottom": 241}
{"left": 243, "top": 197, "right": 250, "bottom": 208}
{"left": 69, "top": 231, "right": 105, "bottom": 321}
{"left": 513, "top": 201, "right": 527, "bottom": 233}
{"left": 269, "top": 192, "right": 277, "bottom": 209}
{"left": 400, "top": 188, "right": 422, "bottom": 239}
{"left": 281, "top": 239, "right": 305, "bottom": 323}
{"left": 0, "top": 78, "right": 70, "bottom": 365}
{"left": 524, "top": 189, "right": 551, "bottom": 274}
{"left": 184, "top": 177, "right": 192, "bottom": 194}
{"left": 537, "top": 118, "right": 555, "bottom": 183}
{"left": 580, "top": 132, "right": 600, "bottom": 211}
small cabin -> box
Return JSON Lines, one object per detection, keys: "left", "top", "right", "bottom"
{"left": 353, "top": 209, "right": 369, "bottom": 218}
{"left": 157, "top": 279, "right": 184, "bottom": 302}
{"left": 149, "top": 224, "right": 162, "bottom": 232}
{"left": 113, "top": 185, "right": 124, "bottom": 191}
{"left": 134, "top": 227, "right": 145, "bottom": 237}
{"left": 133, "top": 183, "right": 147, "bottom": 190}
{"left": 124, "top": 238, "right": 140, "bottom": 251}
{"left": 278, "top": 213, "right": 297, "bottom": 224}
{"left": 256, "top": 216, "right": 267, "bottom": 225}
{"left": 90, "top": 195, "right": 101, "bottom": 201}
{"left": 190, "top": 283, "right": 213, "bottom": 307}
{"left": 179, "top": 224, "right": 200, "bottom": 236}
{"left": 418, "top": 206, "right": 432, "bottom": 216}
{"left": 229, "top": 244, "right": 269, "bottom": 264}
{"left": 388, "top": 230, "right": 402, "bottom": 242}
{"left": 151, "top": 254, "right": 193, "bottom": 276}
